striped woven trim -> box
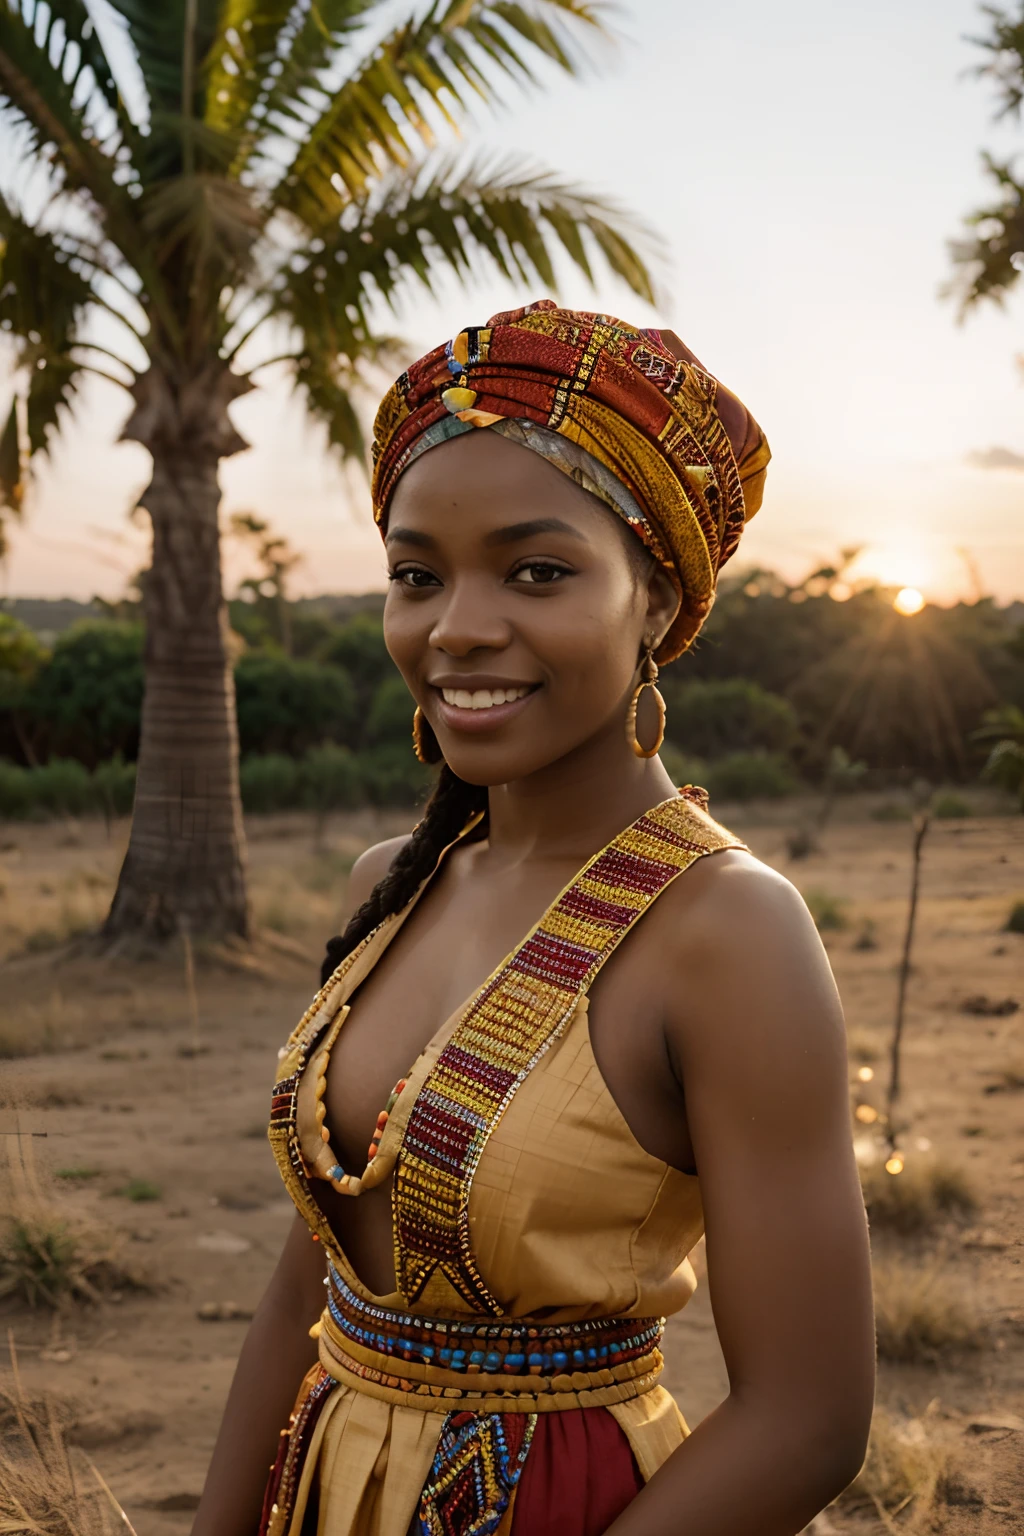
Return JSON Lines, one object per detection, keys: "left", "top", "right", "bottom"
{"left": 394, "top": 792, "right": 741, "bottom": 1313}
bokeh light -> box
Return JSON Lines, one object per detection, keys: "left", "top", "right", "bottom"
{"left": 893, "top": 586, "right": 925, "bottom": 616}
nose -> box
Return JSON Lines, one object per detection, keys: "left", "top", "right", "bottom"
{"left": 428, "top": 574, "right": 513, "bottom": 657}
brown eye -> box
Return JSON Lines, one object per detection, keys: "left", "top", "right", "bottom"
{"left": 389, "top": 566, "right": 441, "bottom": 589}
{"left": 511, "top": 562, "right": 569, "bottom": 585}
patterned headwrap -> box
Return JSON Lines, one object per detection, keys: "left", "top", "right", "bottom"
{"left": 371, "top": 300, "right": 770, "bottom": 662}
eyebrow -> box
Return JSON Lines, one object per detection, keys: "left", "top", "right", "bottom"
{"left": 386, "top": 517, "right": 588, "bottom": 550}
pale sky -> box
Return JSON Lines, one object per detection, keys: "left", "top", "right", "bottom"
{"left": 4, "top": 0, "right": 1024, "bottom": 605}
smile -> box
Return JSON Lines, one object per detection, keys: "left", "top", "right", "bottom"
{"left": 439, "top": 686, "right": 533, "bottom": 711}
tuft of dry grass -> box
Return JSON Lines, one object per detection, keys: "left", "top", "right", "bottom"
{"left": 873, "top": 1256, "right": 986, "bottom": 1364}
{"left": 0, "top": 1354, "right": 137, "bottom": 1535}
{"left": 804, "top": 889, "right": 849, "bottom": 932}
{"left": 840, "top": 1406, "right": 952, "bottom": 1531}
{"left": 0, "top": 1214, "right": 150, "bottom": 1309}
{"left": 861, "top": 1158, "right": 976, "bottom": 1237}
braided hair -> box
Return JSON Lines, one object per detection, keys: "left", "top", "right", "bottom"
{"left": 320, "top": 757, "right": 488, "bottom": 986}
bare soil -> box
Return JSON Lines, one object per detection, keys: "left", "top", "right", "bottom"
{"left": 0, "top": 803, "right": 1021, "bottom": 1534}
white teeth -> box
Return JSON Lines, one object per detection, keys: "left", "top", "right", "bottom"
{"left": 441, "top": 686, "right": 531, "bottom": 710}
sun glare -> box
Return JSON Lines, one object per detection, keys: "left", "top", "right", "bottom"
{"left": 893, "top": 586, "right": 925, "bottom": 616}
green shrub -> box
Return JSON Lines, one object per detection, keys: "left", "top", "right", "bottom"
{"left": 704, "top": 750, "right": 797, "bottom": 800}
{"left": 25, "top": 621, "right": 144, "bottom": 765}
{"left": 0, "top": 759, "right": 33, "bottom": 818}
{"left": 301, "top": 744, "right": 362, "bottom": 817}
{"left": 872, "top": 800, "right": 912, "bottom": 822}
{"left": 239, "top": 752, "right": 301, "bottom": 813}
{"left": 90, "top": 754, "right": 136, "bottom": 817}
{"left": 366, "top": 675, "right": 416, "bottom": 747}
{"left": 358, "top": 743, "right": 434, "bottom": 807}
{"left": 932, "top": 792, "right": 972, "bottom": 819}
{"left": 804, "top": 889, "right": 848, "bottom": 931}
{"left": 316, "top": 612, "right": 396, "bottom": 717}
{"left": 1005, "top": 900, "right": 1024, "bottom": 935}
{"left": 661, "top": 677, "right": 799, "bottom": 759}
{"left": 30, "top": 757, "right": 94, "bottom": 816}
{"left": 234, "top": 653, "right": 356, "bottom": 754}
{"left": 658, "top": 743, "right": 708, "bottom": 791}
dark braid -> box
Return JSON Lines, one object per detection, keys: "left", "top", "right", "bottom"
{"left": 320, "top": 765, "right": 488, "bottom": 985}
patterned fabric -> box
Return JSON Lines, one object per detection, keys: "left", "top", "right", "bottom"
{"left": 319, "top": 1259, "right": 664, "bottom": 1409}
{"left": 418, "top": 1410, "right": 536, "bottom": 1536}
{"left": 370, "top": 300, "right": 770, "bottom": 662}
{"left": 260, "top": 1365, "right": 336, "bottom": 1536}
{"left": 394, "top": 789, "right": 726, "bottom": 1313}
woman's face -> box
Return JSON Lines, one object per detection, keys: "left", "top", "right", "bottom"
{"left": 383, "top": 429, "right": 679, "bottom": 787}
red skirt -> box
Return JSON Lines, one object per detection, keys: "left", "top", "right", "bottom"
{"left": 510, "top": 1407, "right": 644, "bottom": 1535}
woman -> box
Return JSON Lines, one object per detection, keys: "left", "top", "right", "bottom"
{"left": 193, "top": 302, "right": 874, "bottom": 1536}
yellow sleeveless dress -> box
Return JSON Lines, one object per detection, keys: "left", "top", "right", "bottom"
{"left": 263, "top": 791, "right": 742, "bottom": 1536}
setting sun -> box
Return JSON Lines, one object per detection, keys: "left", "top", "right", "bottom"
{"left": 893, "top": 587, "right": 925, "bottom": 616}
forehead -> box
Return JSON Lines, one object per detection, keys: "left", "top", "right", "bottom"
{"left": 386, "top": 429, "right": 604, "bottom": 535}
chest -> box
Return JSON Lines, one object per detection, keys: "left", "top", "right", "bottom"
{"left": 319, "top": 853, "right": 688, "bottom": 1178}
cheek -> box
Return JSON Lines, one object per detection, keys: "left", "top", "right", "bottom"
{"left": 531, "top": 573, "right": 642, "bottom": 692}
{"left": 382, "top": 593, "right": 428, "bottom": 682}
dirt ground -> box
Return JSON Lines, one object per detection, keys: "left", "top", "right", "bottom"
{"left": 0, "top": 800, "right": 1021, "bottom": 1533}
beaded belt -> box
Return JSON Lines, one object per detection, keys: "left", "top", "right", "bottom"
{"left": 316, "top": 1262, "right": 665, "bottom": 1415}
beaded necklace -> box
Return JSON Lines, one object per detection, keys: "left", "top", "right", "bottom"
{"left": 311, "top": 1002, "right": 408, "bottom": 1196}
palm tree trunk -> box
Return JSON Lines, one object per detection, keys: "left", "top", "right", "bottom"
{"left": 104, "top": 363, "right": 251, "bottom": 944}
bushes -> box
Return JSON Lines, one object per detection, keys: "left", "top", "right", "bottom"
{"left": 0, "top": 757, "right": 136, "bottom": 819}
{"left": 704, "top": 750, "right": 798, "bottom": 800}
{"left": 235, "top": 653, "right": 357, "bottom": 754}
{"left": 661, "top": 677, "right": 799, "bottom": 760}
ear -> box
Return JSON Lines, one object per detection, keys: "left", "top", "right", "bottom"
{"left": 645, "top": 565, "right": 681, "bottom": 652}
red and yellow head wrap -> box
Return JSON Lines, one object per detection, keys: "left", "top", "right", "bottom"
{"left": 371, "top": 300, "right": 770, "bottom": 662}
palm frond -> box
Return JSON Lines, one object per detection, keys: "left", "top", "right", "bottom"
{"left": 206, "top": 0, "right": 374, "bottom": 150}
{"left": 966, "top": 3, "right": 1024, "bottom": 120}
{"left": 21, "top": 0, "right": 138, "bottom": 149}
{"left": 0, "top": 0, "right": 128, "bottom": 207}
{"left": 268, "top": 154, "right": 657, "bottom": 366}
{"left": 0, "top": 193, "right": 121, "bottom": 495}
{"left": 268, "top": 0, "right": 609, "bottom": 222}
{"left": 102, "top": 0, "right": 222, "bottom": 178}
{"left": 948, "top": 152, "right": 1024, "bottom": 311}
{"left": 0, "top": 396, "right": 28, "bottom": 514}
{"left": 141, "top": 170, "right": 262, "bottom": 284}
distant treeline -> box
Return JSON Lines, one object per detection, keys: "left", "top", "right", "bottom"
{"left": 1, "top": 568, "right": 1022, "bottom": 814}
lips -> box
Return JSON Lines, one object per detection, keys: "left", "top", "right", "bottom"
{"left": 428, "top": 679, "right": 540, "bottom": 735}
{"left": 440, "top": 685, "right": 532, "bottom": 711}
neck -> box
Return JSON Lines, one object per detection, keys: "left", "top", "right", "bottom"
{"left": 483, "top": 716, "right": 677, "bottom": 866}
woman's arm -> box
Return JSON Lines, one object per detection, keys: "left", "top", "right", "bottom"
{"left": 608, "top": 855, "right": 875, "bottom": 1536}
{"left": 191, "top": 1214, "right": 325, "bottom": 1536}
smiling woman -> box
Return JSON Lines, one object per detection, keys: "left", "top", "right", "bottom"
{"left": 192, "top": 303, "right": 874, "bottom": 1536}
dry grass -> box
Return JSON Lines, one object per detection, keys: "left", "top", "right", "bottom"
{"left": 861, "top": 1158, "right": 976, "bottom": 1237}
{"left": 873, "top": 1255, "right": 987, "bottom": 1364}
{"left": 840, "top": 1406, "right": 953, "bottom": 1531}
{"left": 0, "top": 1213, "right": 150, "bottom": 1309}
{"left": 0, "top": 1355, "right": 136, "bottom": 1535}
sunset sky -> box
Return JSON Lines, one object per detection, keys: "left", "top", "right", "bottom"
{"left": 3, "top": 0, "right": 1024, "bottom": 605}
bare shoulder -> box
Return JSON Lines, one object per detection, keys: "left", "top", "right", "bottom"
{"left": 646, "top": 844, "right": 844, "bottom": 1066}
{"left": 347, "top": 834, "right": 413, "bottom": 909}
{"left": 657, "top": 845, "right": 818, "bottom": 965}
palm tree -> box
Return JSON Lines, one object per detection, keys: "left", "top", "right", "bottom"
{"left": 0, "top": 0, "right": 655, "bottom": 946}
{"left": 949, "top": 3, "right": 1024, "bottom": 306}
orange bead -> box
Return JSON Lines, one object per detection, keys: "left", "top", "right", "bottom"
{"left": 377, "top": 1111, "right": 388, "bottom": 1129}
{"left": 367, "top": 1142, "right": 378, "bottom": 1159}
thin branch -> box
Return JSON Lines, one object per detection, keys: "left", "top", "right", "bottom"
{"left": 886, "top": 813, "right": 931, "bottom": 1155}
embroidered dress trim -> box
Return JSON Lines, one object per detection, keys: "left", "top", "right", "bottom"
{"left": 394, "top": 791, "right": 738, "bottom": 1312}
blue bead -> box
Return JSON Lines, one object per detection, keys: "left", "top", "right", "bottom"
{"left": 469, "top": 1351, "right": 485, "bottom": 1365}
{"left": 421, "top": 1346, "right": 434, "bottom": 1360}
{"left": 572, "top": 1350, "right": 586, "bottom": 1366}
{"left": 505, "top": 1353, "right": 525, "bottom": 1369}
{"left": 528, "top": 1353, "right": 544, "bottom": 1367}
{"left": 609, "top": 1343, "right": 621, "bottom": 1355}
{"left": 484, "top": 1352, "right": 502, "bottom": 1371}
{"left": 587, "top": 1349, "right": 598, "bottom": 1364}
{"left": 553, "top": 1352, "right": 568, "bottom": 1368}
{"left": 440, "top": 1349, "right": 452, "bottom": 1363}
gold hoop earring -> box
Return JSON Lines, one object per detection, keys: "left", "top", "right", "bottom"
{"left": 625, "top": 639, "right": 666, "bottom": 759}
{"left": 412, "top": 706, "right": 443, "bottom": 765}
